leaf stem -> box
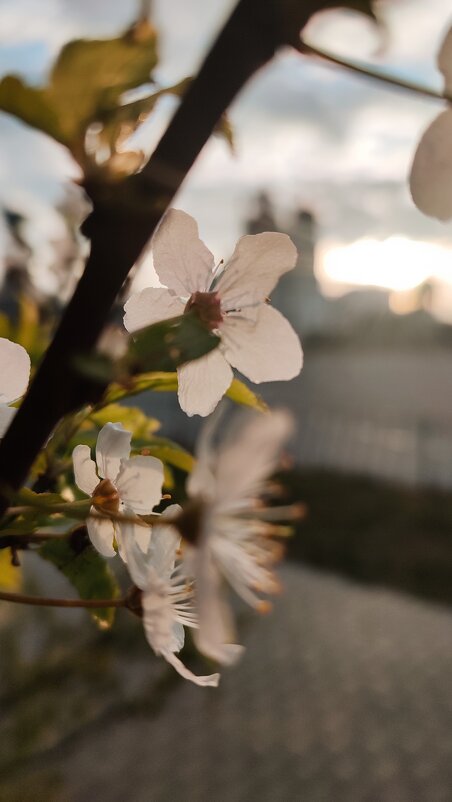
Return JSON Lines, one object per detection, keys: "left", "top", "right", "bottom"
{"left": 300, "top": 39, "right": 452, "bottom": 104}
{"left": 0, "top": 590, "right": 126, "bottom": 608}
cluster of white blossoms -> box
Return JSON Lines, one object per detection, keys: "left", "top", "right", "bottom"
{"left": 78, "top": 212, "right": 304, "bottom": 684}
{"left": 73, "top": 412, "right": 293, "bottom": 686}
{"left": 0, "top": 209, "right": 303, "bottom": 688}
{"left": 410, "top": 25, "right": 452, "bottom": 220}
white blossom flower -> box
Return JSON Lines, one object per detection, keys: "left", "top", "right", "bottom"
{"left": 410, "top": 26, "right": 452, "bottom": 219}
{"left": 123, "top": 209, "right": 303, "bottom": 416}
{"left": 122, "top": 506, "right": 220, "bottom": 688}
{"left": 72, "top": 422, "right": 163, "bottom": 559}
{"left": 0, "top": 337, "right": 31, "bottom": 437}
{"left": 179, "top": 409, "right": 294, "bottom": 666}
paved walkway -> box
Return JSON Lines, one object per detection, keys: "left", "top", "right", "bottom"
{"left": 2, "top": 565, "right": 452, "bottom": 801}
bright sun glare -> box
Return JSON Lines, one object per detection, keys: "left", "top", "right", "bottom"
{"left": 319, "top": 237, "right": 452, "bottom": 293}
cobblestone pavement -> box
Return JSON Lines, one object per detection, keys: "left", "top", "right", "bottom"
{"left": 3, "top": 565, "right": 452, "bottom": 802}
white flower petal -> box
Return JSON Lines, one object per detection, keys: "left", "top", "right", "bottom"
{"left": 121, "top": 521, "right": 152, "bottom": 588}
{"left": 410, "top": 110, "right": 452, "bottom": 221}
{"left": 122, "top": 506, "right": 181, "bottom": 589}
{"left": 72, "top": 444, "right": 99, "bottom": 496}
{"left": 186, "top": 412, "right": 219, "bottom": 499}
{"left": 150, "top": 507, "right": 182, "bottom": 577}
{"left": 221, "top": 304, "right": 302, "bottom": 383}
{"left": 0, "top": 403, "right": 16, "bottom": 438}
{"left": 96, "top": 422, "right": 131, "bottom": 481}
{"left": 216, "top": 232, "right": 297, "bottom": 310}
{"left": 123, "top": 287, "right": 185, "bottom": 333}
{"left": 162, "top": 650, "right": 220, "bottom": 687}
{"left": 87, "top": 513, "right": 116, "bottom": 558}
{"left": 211, "top": 409, "right": 293, "bottom": 506}
{"left": 115, "top": 455, "right": 163, "bottom": 514}
{"left": 168, "top": 621, "right": 185, "bottom": 654}
{"left": 153, "top": 209, "right": 215, "bottom": 296}
{"left": 438, "top": 25, "right": 452, "bottom": 91}
{"left": 177, "top": 349, "right": 233, "bottom": 417}
{"left": 121, "top": 516, "right": 152, "bottom": 555}
{"left": 0, "top": 338, "right": 30, "bottom": 404}
{"left": 191, "top": 546, "right": 244, "bottom": 666}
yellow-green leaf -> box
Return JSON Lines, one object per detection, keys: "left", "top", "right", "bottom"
{"left": 137, "top": 437, "right": 194, "bottom": 473}
{"left": 39, "top": 536, "right": 120, "bottom": 628}
{"left": 15, "top": 488, "right": 65, "bottom": 509}
{"left": 89, "top": 403, "right": 160, "bottom": 438}
{"left": 0, "top": 75, "right": 62, "bottom": 142}
{"left": 226, "top": 379, "right": 267, "bottom": 411}
{"left": 0, "top": 21, "right": 158, "bottom": 166}
{"left": 103, "top": 371, "right": 178, "bottom": 404}
{"left": 0, "top": 549, "right": 21, "bottom": 590}
{"left": 45, "top": 20, "right": 158, "bottom": 146}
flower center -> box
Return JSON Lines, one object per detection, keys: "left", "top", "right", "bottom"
{"left": 184, "top": 291, "right": 223, "bottom": 330}
{"left": 173, "top": 497, "right": 205, "bottom": 545}
{"left": 93, "top": 478, "right": 120, "bottom": 514}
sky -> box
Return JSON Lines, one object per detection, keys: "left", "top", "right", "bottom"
{"left": 0, "top": 0, "right": 451, "bottom": 315}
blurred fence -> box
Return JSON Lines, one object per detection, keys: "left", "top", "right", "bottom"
{"left": 296, "top": 411, "right": 452, "bottom": 488}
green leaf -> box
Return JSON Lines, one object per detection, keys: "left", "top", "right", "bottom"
{"left": 39, "top": 536, "right": 120, "bottom": 628}
{"left": 0, "top": 20, "right": 158, "bottom": 165}
{"left": 226, "top": 379, "right": 268, "bottom": 411}
{"left": 103, "top": 371, "right": 178, "bottom": 404}
{"left": 45, "top": 20, "right": 158, "bottom": 146}
{"left": 131, "top": 312, "right": 220, "bottom": 372}
{"left": 15, "top": 488, "right": 65, "bottom": 509}
{"left": 0, "top": 75, "right": 63, "bottom": 141}
{"left": 89, "top": 403, "right": 160, "bottom": 439}
{"left": 72, "top": 352, "right": 118, "bottom": 385}
{"left": 135, "top": 435, "right": 194, "bottom": 473}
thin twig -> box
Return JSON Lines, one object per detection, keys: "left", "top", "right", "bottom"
{"left": 0, "top": 590, "right": 126, "bottom": 608}
{"left": 300, "top": 39, "right": 452, "bottom": 104}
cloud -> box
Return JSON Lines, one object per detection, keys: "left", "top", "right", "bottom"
{"left": 0, "top": 0, "right": 451, "bottom": 298}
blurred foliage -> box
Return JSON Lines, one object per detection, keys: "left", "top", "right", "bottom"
{"left": 0, "top": 16, "right": 235, "bottom": 178}
{"left": 0, "top": 19, "right": 158, "bottom": 174}
{"left": 0, "top": 297, "right": 50, "bottom": 364}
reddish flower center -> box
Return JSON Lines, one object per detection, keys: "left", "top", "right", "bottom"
{"left": 185, "top": 291, "right": 223, "bottom": 330}
{"left": 93, "top": 478, "right": 120, "bottom": 514}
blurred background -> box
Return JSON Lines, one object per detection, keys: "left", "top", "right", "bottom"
{"left": 1, "top": 0, "right": 452, "bottom": 800}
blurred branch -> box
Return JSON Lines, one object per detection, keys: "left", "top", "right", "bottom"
{"left": 0, "top": 0, "right": 332, "bottom": 514}
{"left": 0, "top": 589, "right": 126, "bottom": 608}
{"left": 301, "top": 39, "right": 452, "bottom": 104}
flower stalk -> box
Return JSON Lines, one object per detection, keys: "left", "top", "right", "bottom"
{"left": 300, "top": 39, "right": 452, "bottom": 105}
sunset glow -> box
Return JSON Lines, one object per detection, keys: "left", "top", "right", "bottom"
{"left": 318, "top": 237, "right": 452, "bottom": 293}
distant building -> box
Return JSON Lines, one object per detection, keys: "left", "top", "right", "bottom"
{"left": 245, "top": 194, "right": 328, "bottom": 336}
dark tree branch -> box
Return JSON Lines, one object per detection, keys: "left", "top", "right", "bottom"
{"left": 0, "top": 0, "right": 328, "bottom": 513}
